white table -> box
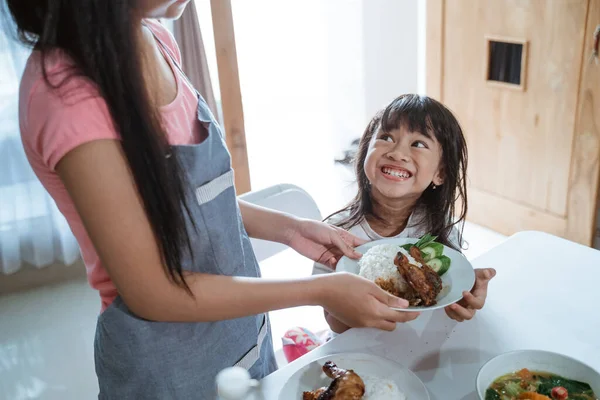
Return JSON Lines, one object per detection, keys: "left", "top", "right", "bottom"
{"left": 259, "top": 231, "right": 600, "bottom": 399}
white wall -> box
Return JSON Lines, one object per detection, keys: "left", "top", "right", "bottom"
{"left": 362, "top": 0, "right": 420, "bottom": 117}
{"left": 194, "top": 0, "right": 421, "bottom": 214}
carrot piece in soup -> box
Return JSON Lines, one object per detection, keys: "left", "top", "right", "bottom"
{"left": 517, "top": 368, "right": 534, "bottom": 381}
{"left": 518, "top": 393, "right": 551, "bottom": 400}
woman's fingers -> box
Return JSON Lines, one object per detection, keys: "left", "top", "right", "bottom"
{"left": 391, "top": 311, "right": 421, "bottom": 323}
{"left": 373, "top": 290, "right": 420, "bottom": 323}
{"left": 371, "top": 319, "right": 398, "bottom": 332}
{"left": 336, "top": 228, "right": 368, "bottom": 248}
{"left": 370, "top": 308, "right": 419, "bottom": 330}
{"left": 331, "top": 230, "right": 361, "bottom": 260}
{"left": 325, "top": 273, "right": 420, "bottom": 332}
{"left": 371, "top": 286, "right": 410, "bottom": 309}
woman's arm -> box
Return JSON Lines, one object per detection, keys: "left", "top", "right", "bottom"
{"left": 57, "top": 140, "right": 410, "bottom": 327}
{"left": 237, "top": 199, "right": 296, "bottom": 244}
{"left": 57, "top": 140, "right": 324, "bottom": 321}
{"left": 239, "top": 199, "right": 364, "bottom": 266}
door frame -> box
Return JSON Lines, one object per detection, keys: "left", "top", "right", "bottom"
{"left": 211, "top": 0, "right": 252, "bottom": 194}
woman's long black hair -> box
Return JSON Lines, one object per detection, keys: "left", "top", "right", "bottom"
{"left": 3, "top": 0, "right": 194, "bottom": 291}
{"left": 328, "top": 94, "right": 469, "bottom": 250}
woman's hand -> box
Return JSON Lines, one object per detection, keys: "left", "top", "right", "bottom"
{"left": 445, "top": 268, "right": 496, "bottom": 322}
{"left": 237, "top": 202, "right": 364, "bottom": 267}
{"left": 316, "top": 272, "right": 420, "bottom": 331}
{"left": 286, "top": 219, "right": 367, "bottom": 267}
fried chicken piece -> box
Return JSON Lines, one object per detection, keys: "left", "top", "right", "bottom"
{"left": 400, "top": 283, "right": 421, "bottom": 306}
{"left": 303, "top": 388, "right": 326, "bottom": 400}
{"left": 302, "top": 361, "right": 365, "bottom": 400}
{"left": 408, "top": 246, "right": 442, "bottom": 292}
{"left": 409, "top": 245, "right": 426, "bottom": 263}
{"left": 394, "top": 251, "right": 441, "bottom": 306}
{"left": 421, "top": 263, "right": 442, "bottom": 293}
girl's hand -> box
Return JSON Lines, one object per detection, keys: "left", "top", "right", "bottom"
{"left": 316, "top": 272, "right": 420, "bottom": 331}
{"left": 287, "top": 219, "right": 367, "bottom": 267}
{"left": 444, "top": 268, "right": 496, "bottom": 322}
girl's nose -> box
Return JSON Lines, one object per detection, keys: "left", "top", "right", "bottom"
{"left": 386, "top": 143, "right": 411, "bottom": 163}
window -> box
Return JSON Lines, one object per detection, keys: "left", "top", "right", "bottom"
{"left": 485, "top": 36, "right": 528, "bottom": 90}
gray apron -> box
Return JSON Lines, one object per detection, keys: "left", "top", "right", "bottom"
{"left": 94, "top": 30, "right": 277, "bottom": 399}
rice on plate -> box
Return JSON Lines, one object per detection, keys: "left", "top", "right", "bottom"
{"left": 358, "top": 244, "right": 421, "bottom": 296}
{"left": 361, "top": 375, "right": 406, "bottom": 400}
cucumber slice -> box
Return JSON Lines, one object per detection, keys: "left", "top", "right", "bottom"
{"left": 426, "top": 258, "right": 443, "bottom": 272}
{"left": 426, "top": 255, "right": 451, "bottom": 276}
{"left": 421, "top": 246, "right": 437, "bottom": 262}
{"left": 428, "top": 242, "right": 444, "bottom": 257}
{"left": 437, "top": 255, "right": 451, "bottom": 276}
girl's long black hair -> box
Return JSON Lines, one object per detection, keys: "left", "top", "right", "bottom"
{"left": 3, "top": 0, "right": 194, "bottom": 292}
{"left": 329, "top": 94, "right": 468, "bottom": 250}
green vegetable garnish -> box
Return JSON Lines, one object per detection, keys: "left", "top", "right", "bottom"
{"left": 402, "top": 234, "right": 451, "bottom": 275}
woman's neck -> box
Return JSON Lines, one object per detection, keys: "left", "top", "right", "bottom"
{"left": 366, "top": 192, "right": 417, "bottom": 237}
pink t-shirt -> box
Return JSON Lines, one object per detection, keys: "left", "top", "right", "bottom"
{"left": 19, "top": 20, "right": 201, "bottom": 312}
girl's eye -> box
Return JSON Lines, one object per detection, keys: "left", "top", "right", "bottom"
{"left": 379, "top": 134, "right": 394, "bottom": 142}
{"left": 412, "top": 141, "right": 428, "bottom": 149}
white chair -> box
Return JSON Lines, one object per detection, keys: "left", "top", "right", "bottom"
{"left": 240, "top": 184, "right": 322, "bottom": 262}
{"left": 240, "top": 184, "right": 326, "bottom": 368}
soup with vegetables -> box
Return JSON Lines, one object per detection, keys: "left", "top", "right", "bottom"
{"left": 486, "top": 368, "right": 598, "bottom": 400}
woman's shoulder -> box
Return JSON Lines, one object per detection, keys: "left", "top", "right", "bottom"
{"left": 20, "top": 51, "right": 117, "bottom": 171}
{"left": 143, "top": 19, "right": 182, "bottom": 64}
{"left": 21, "top": 50, "right": 103, "bottom": 110}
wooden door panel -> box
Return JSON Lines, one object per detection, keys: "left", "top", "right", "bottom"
{"left": 427, "top": 0, "right": 600, "bottom": 245}
{"left": 443, "top": 0, "right": 587, "bottom": 216}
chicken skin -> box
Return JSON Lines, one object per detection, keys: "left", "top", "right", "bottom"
{"left": 302, "top": 361, "right": 365, "bottom": 400}
{"left": 395, "top": 248, "right": 442, "bottom": 306}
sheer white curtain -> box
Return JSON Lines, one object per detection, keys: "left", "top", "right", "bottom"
{"left": 0, "top": 30, "right": 80, "bottom": 275}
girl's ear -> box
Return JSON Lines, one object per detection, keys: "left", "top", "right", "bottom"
{"left": 433, "top": 167, "right": 445, "bottom": 186}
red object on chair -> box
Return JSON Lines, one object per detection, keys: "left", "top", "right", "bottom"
{"left": 281, "top": 327, "right": 323, "bottom": 363}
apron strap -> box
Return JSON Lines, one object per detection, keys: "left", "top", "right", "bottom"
{"left": 142, "top": 20, "right": 200, "bottom": 97}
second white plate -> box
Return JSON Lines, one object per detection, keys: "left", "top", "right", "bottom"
{"left": 278, "top": 352, "right": 429, "bottom": 400}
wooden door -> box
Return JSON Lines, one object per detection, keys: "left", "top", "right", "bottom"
{"left": 427, "top": 0, "right": 600, "bottom": 246}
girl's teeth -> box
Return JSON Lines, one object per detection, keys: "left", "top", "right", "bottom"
{"left": 383, "top": 168, "right": 410, "bottom": 178}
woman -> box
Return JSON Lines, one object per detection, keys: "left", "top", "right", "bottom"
{"left": 4, "top": 0, "right": 418, "bottom": 397}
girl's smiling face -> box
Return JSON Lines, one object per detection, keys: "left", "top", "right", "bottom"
{"left": 363, "top": 124, "right": 444, "bottom": 201}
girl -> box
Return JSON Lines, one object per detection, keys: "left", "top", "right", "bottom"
{"left": 4, "top": 0, "right": 417, "bottom": 397}
{"left": 315, "top": 94, "right": 496, "bottom": 334}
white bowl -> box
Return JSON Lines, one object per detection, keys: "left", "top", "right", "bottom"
{"left": 476, "top": 350, "right": 600, "bottom": 399}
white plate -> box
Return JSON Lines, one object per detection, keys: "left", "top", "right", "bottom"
{"left": 476, "top": 350, "right": 600, "bottom": 399}
{"left": 337, "top": 237, "right": 476, "bottom": 312}
{"left": 278, "top": 352, "right": 429, "bottom": 400}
